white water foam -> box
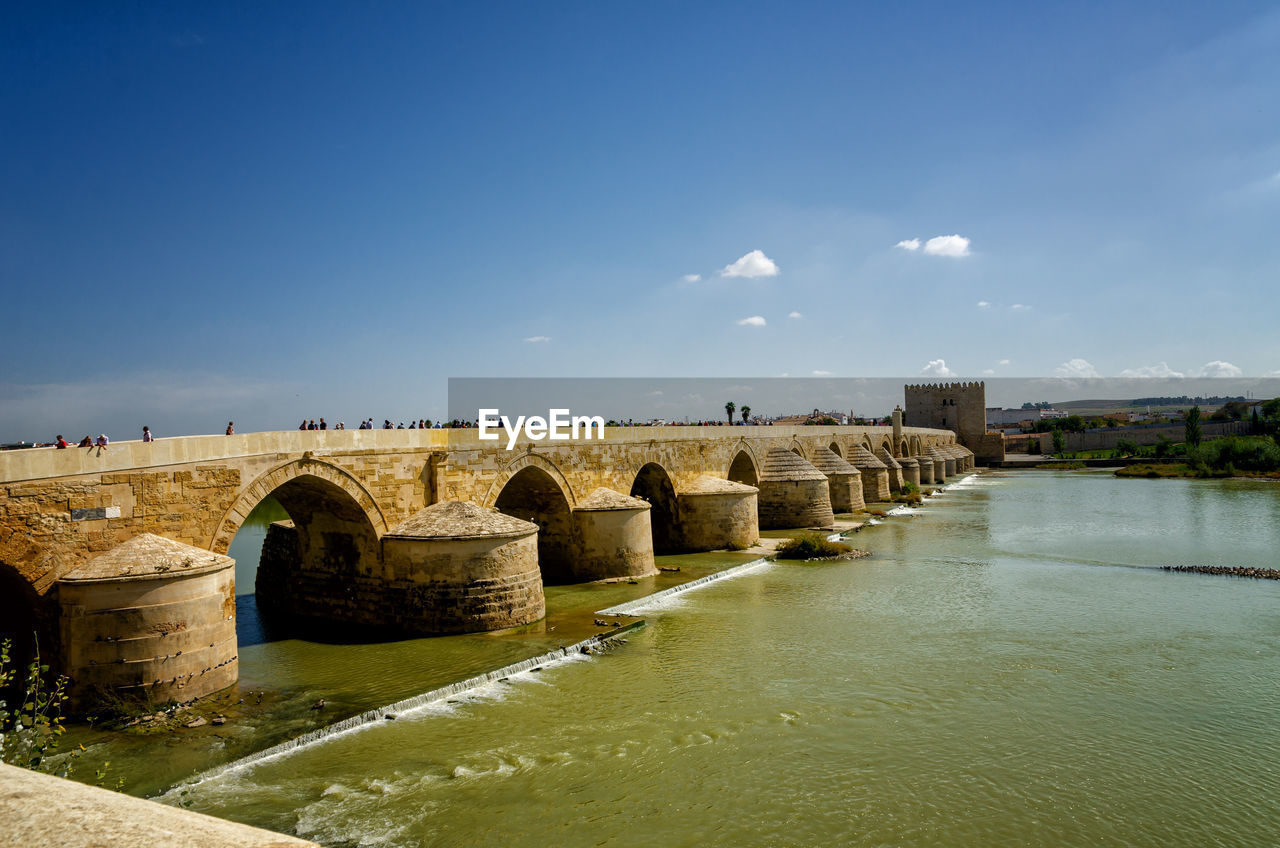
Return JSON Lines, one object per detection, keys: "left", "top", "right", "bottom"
{"left": 158, "top": 630, "right": 624, "bottom": 798}
{"left": 886, "top": 505, "right": 923, "bottom": 516}
{"left": 597, "top": 556, "right": 773, "bottom": 616}
{"left": 942, "top": 472, "right": 989, "bottom": 490}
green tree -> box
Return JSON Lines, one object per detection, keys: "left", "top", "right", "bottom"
{"left": 1051, "top": 429, "right": 1065, "bottom": 455}
{"left": 725, "top": 401, "right": 736, "bottom": 426}
{"left": 741, "top": 405, "right": 751, "bottom": 424}
{"left": 1185, "top": 406, "right": 1202, "bottom": 448}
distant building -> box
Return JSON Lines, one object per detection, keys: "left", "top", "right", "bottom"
{"left": 1038, "top": 409, "right": 1068, "bottom": 420}
{"left": 986, "top": 408, "right": 1034, "bottom": 427}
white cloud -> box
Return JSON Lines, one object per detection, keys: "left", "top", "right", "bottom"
{"left": 788, "top": 311, "right": 803, "bottom": 319}
{"left": 1192, "top": 360, "right": 1243, "bottom": 378}
{"left": 1265, "top": 370, "right": 1280, "bottom": 378}
{"left": 998, "top": 359, "right": 1011, "bottom": 366}
{"left": 1055, "top": 358, "right": 1100, "bottom": 378}
{"left": 920, "top": 359, "right": 956, "bottom": 378}
{"left": 681, "top": 273, "right": 701, "bottom": 283}
{"left": 895, "top": 238, "right": 921, "bottom": 251}
{"left": 977, "top": 301, "right": 991, "bottom": 308}
{"left": 982, "top": 369, "right": 995, "bottom": 376}
{"left": 736, "top": 316, "right": 767, "bottom": 327}
{"left": 523, "top": 335, "right": 551, "bottom": 343}
{"left": 1011, "top": 303, "right": 1030, "bottom": 310}
{"left": 645, "top": 390, "right": 663, "bottom": 396}
{"left": 812, "top": 370, "right": 832, "bottom": 376}
{"left": 720, "top": 250, "right": 779, "bottom": 278}
{"left": 1119, "top": 362, "right": 1185, "bottom": 378}
{"left": 923, "top": 234, "right": 971, "bottom": 257}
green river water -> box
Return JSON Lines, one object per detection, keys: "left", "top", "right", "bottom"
{"left": 75, "top": 471, "right": 1280, "bottom": 846}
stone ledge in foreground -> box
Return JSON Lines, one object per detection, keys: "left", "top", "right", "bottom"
{"left": 0, "top": 762, "right": 318, "bottom": 848}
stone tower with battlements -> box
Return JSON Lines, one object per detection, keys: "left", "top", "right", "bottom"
{"left": 903, "top": 381, "right": 1005, "bottom": 465}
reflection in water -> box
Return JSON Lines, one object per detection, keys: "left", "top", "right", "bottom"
{"left": 77, "top": 474, "right": 1280, "bottom": 845}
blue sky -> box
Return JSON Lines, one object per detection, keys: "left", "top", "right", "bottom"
{"left": 3, "top": 2, "right": 1279, "bottom": 440}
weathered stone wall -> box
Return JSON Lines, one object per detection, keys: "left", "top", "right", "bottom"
{"left": 572, "top": 505, "right": 656, "bottom": 581}
{"left": 379, "top": 534, "right": 545, "bottom": 634}
{"left": 1, "top": 424, "right": 958, "bottom": 598}
{"left": 757, "top": 479, "right": 834, "bottom": 530}
{"left": 58, "top": 566, "right": 237, "bottom": 709}
{"left": 904, "top": 382, "right": 1004, "bottom": 464}
{"left": 677, "top": 487, "right": 759, "bottom": 551}
{"left": 1037, "top": 421, "right": 1249, "bottom": 453}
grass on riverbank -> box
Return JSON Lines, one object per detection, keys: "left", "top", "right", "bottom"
{"left": 1116, "top": 463, "right": 1280, "bottom": 480}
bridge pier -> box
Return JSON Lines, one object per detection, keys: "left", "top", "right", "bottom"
{"left": 849, "top": 445, "right": 891, "bottom": 502}
{"left": 876, "top": 447, "right": 905, "bottom": 493}
{"left": 898, "top": 455, "right": 921, "bottom": 488}
{"left": 756, "top": 449, "right": 834, "bottom": 530}
{"left": 808, "top": 447, "right": 865, "bottom": 514}
{"left": 571, "top": 488, "right": 657, "bottom": 581}
{"left": 675, "top": 475, "right": 759, "bottom": 551}
{"left": 56, "top": 534, "right": 238, "bottom": 710}
{"left": 378, "top": 501, "right": 545, "bottom": 634}
{"left": 925, "top": 447, "right": 949, "bottom": 481}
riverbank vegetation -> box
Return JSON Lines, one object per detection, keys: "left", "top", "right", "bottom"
{"left": 887, "top": 482, "right": 923, "bottom": 505}
{"left": 775, "top": 533, "right": 854, "bottom": 560}
{"left": 1115, "top": 435, "right": 1280, "bottom": 479}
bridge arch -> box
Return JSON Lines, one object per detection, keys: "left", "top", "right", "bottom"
{"left": 482, "top": 452, "right": 577, "bottom": 510}
{"left": 829, "top": 442, "right": 844, "bottom": 457}
{"left": 489, "top": 456, "right": 576, "bottom": 583}
{"left": 727, "top": 444, "right": 760, "bottom": 487}
{"left": 630, "top": 462, "right": 679, "bottom": 553}
{"left": 210, "top": 457, "right": 388, "bottom": 561}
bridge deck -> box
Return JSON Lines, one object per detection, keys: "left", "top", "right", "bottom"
{"left": 0, "top": 425, "right": 941, "bottom": 484}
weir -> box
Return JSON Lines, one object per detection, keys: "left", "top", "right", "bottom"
{"left": 165, "top": 551, "right": 781, "bottom": 794}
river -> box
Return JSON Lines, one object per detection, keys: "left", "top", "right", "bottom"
{"left": 85, "top": 471, "right": 1280, "bottom": 845}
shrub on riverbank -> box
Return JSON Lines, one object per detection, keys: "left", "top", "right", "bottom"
{"left": 889, "top": 482, "right": 923, "bottom": 505}
{"left": 1187, "top": 435, "right": 1280, "bottom": 474}
{"left": 775, "top": 533, "right": 853, "bottom": 560}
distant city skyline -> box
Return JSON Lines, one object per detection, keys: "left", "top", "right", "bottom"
{"left": 3, "top": 3, "right": 1279, "bottom": 441}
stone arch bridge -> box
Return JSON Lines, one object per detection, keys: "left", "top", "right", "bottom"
{"left": 0, "top": 422, "right": 964, "bottom": 706}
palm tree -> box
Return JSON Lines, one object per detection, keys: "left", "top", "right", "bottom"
{"left": 725, "top": 401, "right": 736, "bottom": 426}
{"left": 741, "top": 405, "right": 751, "bottom": 424}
